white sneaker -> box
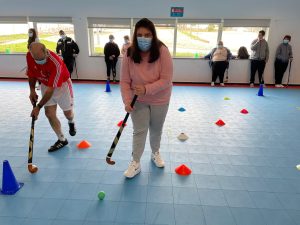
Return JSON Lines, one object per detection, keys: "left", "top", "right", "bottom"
{"left": 250, "top": 83, "right": 254, "bottom": 88}
{"left": 36, "top": 84, "right": 41, "bottom": 90}
{"left": 124, "top": 161, "right": 141, "bottom": 178}
{"left": 220, "top": 83, "right": 225, "bottom": 87}
{"left": 211, "top": 82, "right": 215, "bottom": 87}
{"left": 151, "top": 152, "right": 165, "bottom": 168}
{"left": 263, "top": 84, "right": 266, "bottom": 88}
{"left": 279, "top": 84, "right": 285, "bottom": 88}
{"left": 275, "top": 84, "right": 281, "bottom": 88}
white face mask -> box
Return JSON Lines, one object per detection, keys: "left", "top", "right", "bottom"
{"left": 217, "top": 45, "right": 223, "bottom": 49}
{"left": 60, "top": 35, "right": 66, "bottom": 39}
{"left": 109, "top": 38, "right": 114, "bottom": 43}
{"left": 28, "top": 32, "right": 33, "bottom": 38}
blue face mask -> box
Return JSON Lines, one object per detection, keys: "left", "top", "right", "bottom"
{"left": 283, "top": 39, "right": 289, "bottom": 44}
{"left": 137, "top": 37, "right": 152, "bottom": 52}
{"left": 35, "top": 58, "right": 47, "bottom": 65}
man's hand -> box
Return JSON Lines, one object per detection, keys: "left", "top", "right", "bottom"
{"left": 29, "top": 91, "right": 38, "bottom": 106}
{"left": 31, "top": 106, "right": 40, "bottom": 120}
{"left": 109, "top": 56, "right": 114, "bottom": 60}
{"left": 134, "top": 85, "right": 146, "bottom": 96}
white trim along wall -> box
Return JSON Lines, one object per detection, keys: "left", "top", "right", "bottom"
{"left": 0, "top": 0, "right": 299, "bottom": 84}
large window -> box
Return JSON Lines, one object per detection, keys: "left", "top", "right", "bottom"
{"left": 176, "top": 20, "right": 220, "bottom": 58}
{"left": 222, "top": 19, "right": 270, "bottom": 56}
{"left": 0, "top": 17, "right": 29, "bottom": 54}
{"left": 88, "top": 18, "right": 131, "bottom": 56}
{"left": 222, "top": 27, "right": 269, "bottom": 56}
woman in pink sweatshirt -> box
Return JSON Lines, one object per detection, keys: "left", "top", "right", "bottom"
{"left": 120, "top": 18, "right": 173, "bottom": 178}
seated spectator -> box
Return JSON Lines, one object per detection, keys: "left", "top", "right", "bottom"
{"left": 204, "top": 41, "right": 232, "bottom": 86}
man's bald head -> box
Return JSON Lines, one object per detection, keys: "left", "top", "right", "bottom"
{"left": 29, "top": 42, "right": 47, "bottom": 60}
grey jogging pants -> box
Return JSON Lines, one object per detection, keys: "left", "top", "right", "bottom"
{"left": 130, "top": 102, "right": 169, "bottom": 162}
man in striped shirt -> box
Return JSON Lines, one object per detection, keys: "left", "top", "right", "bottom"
{"left": 27, "top": 42, "right": 76, "bottom": 152}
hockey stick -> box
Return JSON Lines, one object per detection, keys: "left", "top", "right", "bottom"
{"left": 28, "top": 102, "right": 38, "bottom": 173}
{"left": 286, "top": 60, "right": 292, "bottom": 87}
{"left": 106, "top": 95, "right": 138, "bottom": 165}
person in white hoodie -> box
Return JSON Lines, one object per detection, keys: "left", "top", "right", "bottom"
{"left": 274, "top": 35, "right": 293, "bottom": 87}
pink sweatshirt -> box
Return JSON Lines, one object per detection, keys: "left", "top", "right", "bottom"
{"left": 120, "top": 45, "right": 173, "bottom": 105}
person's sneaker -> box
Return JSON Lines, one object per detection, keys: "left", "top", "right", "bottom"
{"left": 68, "top": 122, "right": 76, "bottom": 136}
{"left": 250, "top": 83, "right": 254, "bottom": 88}
{"left": 220, "top": 83, "right": 225, "bottom": 87}
{"left": 124, "top": 161, "right": 141, "bottom": 178}
{"left": 113, "top": 77, "right": 117, "bottom": 82}
{"left": 48, "top": 139, "right": 68, "bottom": 152}
{"left": 151, "top": 152, "right": 165, "bottom": 168}
{"left": 275, "top": 84, "right": 281, "bottom": 88}
{"left": 279, "top": 84, "right": 285, "bottom": 88}
{"left": 36, "top": 84, "right": 41, "bottom": 90}
{"left": 263, "top": 84, "right": 267, "bottom": 88}
{"left": 211, "top": 82, "right": 215, "bottom": 87}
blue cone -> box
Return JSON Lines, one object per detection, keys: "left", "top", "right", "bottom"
{"left": 0, "top": 160, "right": 24, "bottom": 195}
{"left": 257, "top": 84, "right": 264, "bottom": 96}
{"left": 105, "top": 80, "right": 111, "bottom": 92}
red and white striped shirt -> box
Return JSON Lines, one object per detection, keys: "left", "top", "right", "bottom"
{"left": 26, "top": 50, "right": 70, "bottom": 87}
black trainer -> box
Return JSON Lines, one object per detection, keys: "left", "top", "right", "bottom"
{"left": 68, "top": 122, "right": 76, "bottom": 136}
{"left": 48, "top": 139, "right": 68, "bottom": 152}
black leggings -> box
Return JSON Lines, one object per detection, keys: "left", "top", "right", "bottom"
{"left": 250, "top": 60, "right": 266, "bottom": 84}
{"left": 105, "top": 59, "right": 118, "bottom": 79}
{"left": 274, "top": 59, "right": 289, "bottom": 84}
{"left": 211, "top": 61, "right": 228, "bottom": 83}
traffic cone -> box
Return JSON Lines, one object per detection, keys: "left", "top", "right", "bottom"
{"left": 215, "top": 119, "right": 225, "bottom": 126}
{"left": 77, "top": 140, "right": 92, "bottom": 149}
{"left": 240, "top": 109, "right": 249, "bottom": 114}
{"left": 1, "top": 160, "right": 24, "bottom": 195}
{"left": 257, "top": 84, "right": 264, "bottom": 96}
{"left": 175, "top": 164, "right": 192, "bottom": 176}
{"left": 117, "top": 120, "right": 127, "bottom": 127}
{"left": 177, "top": 133, "right": 189, "bottom": 141}
{"left": 105, "top": 80, "right": 111, "bottom": 92}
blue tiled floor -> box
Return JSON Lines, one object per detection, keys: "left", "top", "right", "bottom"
{"left": 0, "top": 81, "right": 300, "bottom": 225}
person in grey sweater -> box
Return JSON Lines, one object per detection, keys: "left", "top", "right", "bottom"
{"left": 250, "top": 30, "right": 269, "bottom": 87}
{"left": 274, "top": 35, "right": 293, "bottom": 87}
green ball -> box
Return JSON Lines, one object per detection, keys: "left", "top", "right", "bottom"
{"left": 98, "top": 191, "right": 105, "bottom": 200}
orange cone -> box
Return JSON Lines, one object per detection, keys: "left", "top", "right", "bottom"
{"left": 117, "top": 120, "right": 127, "bottom": 127}
{"left": 77, "top": 140, "right": 92, "bottom": 149}
{"left": 240, "top": 109, "right": 249, "bottom": 114}
{"left": 175, "top": 164, "right": 192, "bottom": 176}
{"left": 215, "top": 119, "right": 225, "bottom": 126}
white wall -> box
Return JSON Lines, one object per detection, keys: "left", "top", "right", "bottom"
{"left": 0, "top": 0, "right": 299, "bottom": 84}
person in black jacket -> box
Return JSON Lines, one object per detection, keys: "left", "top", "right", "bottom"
{"left": 104, "top": 34, "right": 120, "bottom": 82}
{"left": 56, "top": 30, "right": 79, "bottom": 77}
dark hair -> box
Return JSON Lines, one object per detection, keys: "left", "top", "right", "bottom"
{"left": 124, "top": 35, "right": 129, "bottom": 40}
{"left": 27, "top": 28, "right": 38, "bottom": 49}
{"left": 283, "top": 35, "right": 291, "bottom": 41}
{"left": 237, "top": 46, "right": 249, "bottom": 59}
{"left": 59, "top": 30, "right": 65, "bottom": 35}
{"left": 259, "top": 30, "right": 265, "bottom": 36}
{"left": 127, "top": 18, "right": 164, "bottom": 63}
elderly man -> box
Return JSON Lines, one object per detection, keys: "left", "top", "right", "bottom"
{"left": 27, "top": 42, "right": 76, "bottom": 152}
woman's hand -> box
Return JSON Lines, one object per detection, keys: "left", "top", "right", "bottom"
{"left": 134, "top": 85, "right": 146, "bottom": 96}
{"left": 125, "top": 104, "right": 134, "bottom": 113}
